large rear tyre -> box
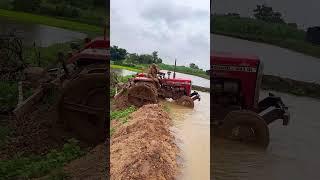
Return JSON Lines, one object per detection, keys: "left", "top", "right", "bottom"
{"left": 58, "top": 73, "right": 107, "bottom": 145}
{"left": 127, "top": 82, "right": 158, "bottom": 107}
{"left": 220, "top": 110, "right": 270, "bottom": 148}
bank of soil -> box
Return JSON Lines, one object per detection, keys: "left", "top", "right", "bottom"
{"left": 262, "top": 75, "right": 320, "bottom": 99}
{"left": 110, "top": 104, "right": 180, "bottom": 180}
{"left": 63, "top": 142, "right": 108, "bottom": 179}
{"left": 0, "top": 102, "right": 89, "bottom": 159}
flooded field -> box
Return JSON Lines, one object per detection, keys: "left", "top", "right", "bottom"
{"left": 0, "top": 18, "right": 86, "bottom": 47}
{"left": 213, "top": 90, "right": 320, "bottom": 180}
{"left": 212, "top": 34, "right": 320, "bottom": 84}
{"left": 164, "top": 92, "right": 210, "bottom": 179}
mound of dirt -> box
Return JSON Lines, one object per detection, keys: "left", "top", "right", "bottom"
{"left": 113, "top": 91, "right": 130, "bottom": 110}
{"left": 110, "top": 104, "right": 180, "bottom": 180}
{"left": 64, "top": 142, "right": 109, "bottom": 179}
{"left": 0, "top": 103, "right": 89, "bottom": 159}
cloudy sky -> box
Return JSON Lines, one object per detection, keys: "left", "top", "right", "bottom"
{"left": 111, "top": 0, "right": 210, "bottom": 70}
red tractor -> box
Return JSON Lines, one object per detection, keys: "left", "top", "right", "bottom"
{"left": 116, "top": 63, "right": 200, "bottom": 108}
{"left": 14, "top": 37, "right": 109, "bottom": 145}
{"left": 211, "top": 52, "right": 290, "bottom": 148}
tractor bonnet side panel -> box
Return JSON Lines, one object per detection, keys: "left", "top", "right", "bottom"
{"left": 211, "top": 53, "right": 260, "bottom": 109}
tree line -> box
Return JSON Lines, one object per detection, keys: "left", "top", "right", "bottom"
{"left": 111, "top": 46, "right": 201, "bottom": 70}
{"left": 111, "top": 46, "right": 163, "bottom": 64}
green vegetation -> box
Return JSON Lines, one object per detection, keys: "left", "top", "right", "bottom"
{"left": 25, "top": 40, "right": 80, "bottom": 68}
{"left": 0, "top": 139, "right": 84, "bottom": 179}
{"left": 158, "top": 63, "right": 209, "bottom": 79}
{"left": 111, "top": 106, "right": 136, "bottom": 121}
{"left": 262, "top": 75, "right": 320, "bottom": 99}
{"left": 0, "top": 81, "right": 18, "bottom": 112}
{"left": 110, "top": 45, "right": 209, "bottom": 78}
{"left": 1, "top": 0, "right": 107, "bottom": 26}
{"left": 110, "top": 64, "right": 141, "bottom": 73}
{"left": 0, "top": 9, "right": 102, "bottom": 35}
{"left": 212, "top": 10, "right": 320, "bottom": 58}
{"left": 0, "top": 126, "right": 10, "bottom": 146}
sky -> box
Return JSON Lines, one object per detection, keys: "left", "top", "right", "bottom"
{"left": 111, "top": 0, "right": 210, "bottom": 70}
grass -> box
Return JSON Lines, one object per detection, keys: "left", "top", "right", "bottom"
{"left": 110, "top": 106, "right": 136, "bottom": 121}
{"left": 158, "top": 63, "right": 209, "bottom": 79}
{"left": 111, "top": 63, "right": 210, "bottom": 79}
{"left": 0, "top": 81, "right": 18, "bottom": 112}
{"left": 0, "top": 9, "right": 103, "bottom": 35}
{"left": 110, "top": 106, "right": 137, "bottom": 136}
{"left": 0, "top": 126, "right": 10, "bottom": 147}
{"left": 0, "top": 139, "right": 84, "bottom": 179}
{"left": 110, "top": 64, "right": 141, "bottom": 72}
{"left": 24, "top": 40, "right": 79, "bottom": 68}
{"left": 212, "top": 15, "right": 320, "bottom": 59}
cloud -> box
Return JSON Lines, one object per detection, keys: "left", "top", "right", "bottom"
{"left": 111, "top": 0, "right": 210, "bottom": 69}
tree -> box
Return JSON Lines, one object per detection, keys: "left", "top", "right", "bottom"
{"left": 12, "top": 0, "right": 41, "bottom": 12}
{"left": 110, "top": 46, "right": 127, "bottom": 61}
{"left": 189, "top": 63, "right": 199, "bottom": 69}
{"left": 253, "top": 4, "right": 285, "bottom": 23}
{"left": 152, "top": 51, "right": 158, "bottom": 63}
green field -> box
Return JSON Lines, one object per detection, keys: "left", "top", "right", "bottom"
{"left": 0, "top": 9, "right": 103, "bottom": 35}
{"left": 110, "top": 64, "right": 141, "bottom": 72}
{"left": 111, "top": 63, "right": 209, "bottom": 79}
{"left": 212, "top": 15, "right": 320, "bottom": 59}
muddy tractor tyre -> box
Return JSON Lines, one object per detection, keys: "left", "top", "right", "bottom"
{"left": 176, "top": 95, "right": 194, "bottom": 108}
{"left": 58, "top": 73, "right": 107, "bottom": 145}
{"left": 127, "top": 82, "right": 158, "bottom": 107}
{"left": 220, "top": 110, "right": 270, "bottom": 148}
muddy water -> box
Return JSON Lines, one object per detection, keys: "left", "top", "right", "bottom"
{"left": 164, "top": 92, "right": 210, "bottom": 180}
{"left": 213, "top": 90, "right": 320, "bottom": 180}
{"left": 110, "top": 68, "right": 137, "bottom": 76}
{"left": 0, "top": 18, "right": 86, "bottom": 47}
{"left": 161, "top": 70, "right": 210, "bottom": 88}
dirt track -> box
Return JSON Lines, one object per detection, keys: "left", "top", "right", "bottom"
{"left": 110, "top": 104, "right": 180, "bottom": 180}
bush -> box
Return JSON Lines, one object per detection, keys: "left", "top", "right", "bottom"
{"left": 0, "top": 81, "right": 18, "bottom": 112}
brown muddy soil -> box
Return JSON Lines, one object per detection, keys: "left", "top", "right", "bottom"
{"left": 110, "top": 104, "right": 180, "bottom": 180}
{"left": 64, "top": 142, "right": 109, "bottom": 180}
{"left": 0, "top": 103, "right": 89, "bottom": 159}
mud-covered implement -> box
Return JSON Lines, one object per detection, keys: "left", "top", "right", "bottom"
{"left": 116, "top": 63, "right": 200, "bottom": 108}
{"left": 211, "top": 52, "right": 290, "bottom": 148}
{"left": 13, "top": 37, "right": 109, "bottom": 145}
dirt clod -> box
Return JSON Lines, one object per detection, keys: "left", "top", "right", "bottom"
{"left": 110, "top": 104, "right": 180, "bottom": 180}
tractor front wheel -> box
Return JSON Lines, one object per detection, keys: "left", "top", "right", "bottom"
{"left": 176, "top": 95, "right": 194, "bottom": 108}
{"left": 220, "top": 110, "right": 270, "bottom": 148}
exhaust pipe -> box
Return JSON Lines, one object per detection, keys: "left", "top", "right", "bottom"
{"left": 173, "top": 59, "right": 176, "bottom": 79}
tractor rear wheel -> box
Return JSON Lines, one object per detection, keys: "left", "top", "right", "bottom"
{"left": 176, "top": 95, "right": 194, "bottom": 108}
{"left": 128, "top": 82, "right": 158, "bottom": 107}
{"left": 220, "top": 110, "right": 270, "bottom": 148}
{"left": 58, "top": 73, "right": 107, "bottom": 145}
